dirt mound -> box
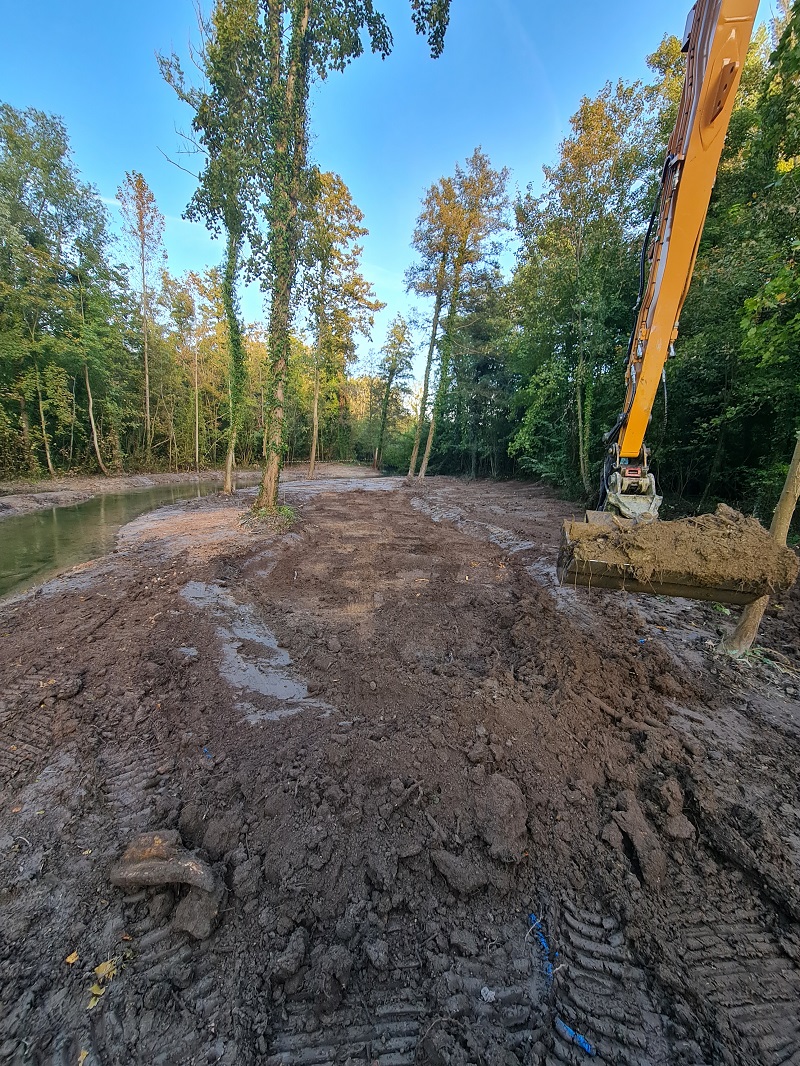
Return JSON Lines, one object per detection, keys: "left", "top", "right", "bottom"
{"left": 560, "top": 503, "right": 799, "bottom": 600}
{"left": 1, "top": 480, "right": 799, "bottom": 1064}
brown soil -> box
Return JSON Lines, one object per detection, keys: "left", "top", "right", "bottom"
{"left": 562, "top": 503, "right": 800, "bottom": 597}
{"left": 0, "top": 462, "right": 376, "bottom": 519}
{"left": 1, "top": 476, "right": 799, "bottom": 1066}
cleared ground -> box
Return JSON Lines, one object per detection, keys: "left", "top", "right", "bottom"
{"left": 1, "top": 476, "right": 799, "bottom": 1065}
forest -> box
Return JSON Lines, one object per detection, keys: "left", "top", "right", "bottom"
{"left": 1, "top": 1, "right": 798, "bottom": 523}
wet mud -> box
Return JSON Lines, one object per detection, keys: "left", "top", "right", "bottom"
{"left": 0, "top": 477, "right": 798, "bottom": 1065}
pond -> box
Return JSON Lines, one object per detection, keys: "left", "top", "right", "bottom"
{"left": 0, "top": 481, "right": 222, "bottom": 600}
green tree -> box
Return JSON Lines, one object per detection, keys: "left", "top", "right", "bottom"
{"left": 302, "top": 171, "right": 383, "bottom": 476}
{"left": 375, "top": 315, "right": 414, "bottom": 468}
{"left": 117, "top": 171, "right": 165, "bottom": 461}
{"left": 252, "top": 0, "right": 452, "bottom": 509}
{"left": 160, "top": 0, "right": 261, "bottom": 491}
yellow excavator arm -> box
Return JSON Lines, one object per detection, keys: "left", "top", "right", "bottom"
{"left": 601, "top": 0, "right": 760, "bottom": 519}
{"left": 556, "top": 0, "right": 800, "bottom": 604}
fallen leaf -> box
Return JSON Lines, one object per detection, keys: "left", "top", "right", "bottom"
{"left": 65, "top": 951, "right": 79, "bottom": 965}
{"left": 82, "top": 849, "right": 92, "bottom": 855}
{"left": 11, "top": 806, "right": 22, "bottom": 813}
{"left": 94, "top": 959, "right": 117, "bottom": 981}
{"left": 89, "top": 983, "right": 106, "bottom": 996}
{"left": 120, "top": 933, "right": 132, "bottom": 942}
{"left": 87, "top": 994, "right": 102, "bottom": 1010}
{"left": 78, "top": 1052, "right": 89, "bottom": 1065}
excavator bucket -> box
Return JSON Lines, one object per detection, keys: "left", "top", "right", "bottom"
{"left": 557, "top": 505, "right": 799, "bottom": 605}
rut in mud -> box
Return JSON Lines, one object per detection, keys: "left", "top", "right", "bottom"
{"left": 0, "top": 477, "right": 799, "bottom": 1066}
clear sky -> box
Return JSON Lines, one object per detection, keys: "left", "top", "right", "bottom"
{"left": 0, "top": 0, "right": 771, "bottom": 370}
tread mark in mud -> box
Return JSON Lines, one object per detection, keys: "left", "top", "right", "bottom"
{"left": 0, "top": 671, "right": 58, "bottom": 781}
{"left": 265, "top": 998, "right": 422, "bottom": 1065}
{"left": 662, "top": 889, "right": 800, "bottom": 1064}
{"left": 544, "top": 900, "right": 670, "bottom": 1066}
{"left": 97, "top": 744, "right": 162, "bottom": 836}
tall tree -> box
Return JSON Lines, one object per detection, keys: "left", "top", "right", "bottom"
{"left": 416, "top": 148, "right": 509, "bottom": 479}
{"left": 117, "top": 171, "right": 165, "bottom": 461}
{"left": 302, "top": 171, "right": 383, "bottom": 477}
{"left": 251, "top": 0, "right": 452, "bottom": 509}
{"left": 375, "top": 315, "right": 414, "bottom": 468}
{"left": 159, "top": 0, "right": 260, "bottom": 492}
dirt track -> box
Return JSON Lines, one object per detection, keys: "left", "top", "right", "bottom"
{"left": 1, "top": 476, "right": 799, "bottom": 1066}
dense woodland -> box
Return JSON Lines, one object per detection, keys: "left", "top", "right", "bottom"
{"left": 1, "top": 1, "right": 798, "bottom": 524}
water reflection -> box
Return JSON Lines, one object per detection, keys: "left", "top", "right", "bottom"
{"left": 0, "top": 482, "right": 219, "bottom": 599}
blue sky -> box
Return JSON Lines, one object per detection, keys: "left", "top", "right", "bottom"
{"left": 0, "top": 0, "right": 772, "bottom": 370}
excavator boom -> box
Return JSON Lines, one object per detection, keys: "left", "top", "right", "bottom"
{"left": 559, "top": 0, "right": 800, "bottom": 603}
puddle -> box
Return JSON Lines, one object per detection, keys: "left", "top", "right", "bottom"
{"left": 181, "top": 580, "right": 331, "bottom": 723}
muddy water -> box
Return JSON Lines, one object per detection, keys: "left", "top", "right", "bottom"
{"left": 0, "top": 481, "right": 221, "bottom": 599}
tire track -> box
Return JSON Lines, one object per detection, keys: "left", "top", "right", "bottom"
{"left": 658, "top": 880, "right": 800, "bottom": 1065}
{"left": 539, "top": 900, "right": 670, "bottom": 1066}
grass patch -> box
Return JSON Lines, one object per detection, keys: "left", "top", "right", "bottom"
{"left": 240, "top": 503, "right": 297, "bottom": 534}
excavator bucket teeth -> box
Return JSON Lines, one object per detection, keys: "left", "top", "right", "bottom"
{"left": 557, "top": 506, "right": 799, "bottom": 605}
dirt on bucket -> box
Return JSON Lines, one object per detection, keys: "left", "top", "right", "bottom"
{"left": 560, "top": 502, "right": 799, "bottom": 599}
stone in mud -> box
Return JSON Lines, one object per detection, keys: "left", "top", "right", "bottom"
{"left": 612, "top": 791, "right": 667, "bottom": 888}
{"left": 272, "top": 927, "right": 309, "bottom": 982}
{"left": 430, "top": 850, "right": 488, "bottom": 896}
{"left": 473, "top": 774, "right": 527, "bottom": 861}
{"left": 109, "top": 830, "right": 215, "bottom": 892}
{"left": 173, "top": 879, "right": 226, "bottom": 940}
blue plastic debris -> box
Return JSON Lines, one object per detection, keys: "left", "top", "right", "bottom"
{"left": 528, "top": 913, "right": 558, "bottom": 986}
{"left": 202, "top": 746, "right": 213, "bottom": 760}
{"left": 555, "top": 1017, "right": 596, "bottom": 1057}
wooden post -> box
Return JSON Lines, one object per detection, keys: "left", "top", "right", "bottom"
{"left": 720, "top": 430, "right": 800, "bottom": 655}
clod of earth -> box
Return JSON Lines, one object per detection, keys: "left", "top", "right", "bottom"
{"left": 430, "top": 849, "right": 489, "bottom": 896}
{"left": 272, "top": 927, "right": 309, "bottom": 982}
{"left": 109, "top": 830, "right": 215, "bottom": 892}
{"left": 173, "top": 879, "right": 227, "bottom": 940}
{"left": 473, "top": 772, "right": 528, "bottom": 861}
{"left": 612, "top": 791, "right": 667, "bottom": 889}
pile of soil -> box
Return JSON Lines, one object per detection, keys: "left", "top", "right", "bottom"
{"left": 1, "top": 478, "right": 799, "bottom": 1065}
{"left": 561, "top": 503, "right": 799, "bottom": 597}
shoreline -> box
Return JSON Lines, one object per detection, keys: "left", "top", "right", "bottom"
{"left": 0, "top": 462, "right": 378, "bottom": 520}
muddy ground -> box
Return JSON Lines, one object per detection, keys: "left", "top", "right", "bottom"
{"left": 1, "top": 476, "right": 799, "bottom": 1066}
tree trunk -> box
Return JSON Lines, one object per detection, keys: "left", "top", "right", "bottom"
{"left": 224, "top": 429, "right": 237, "bottom": 494}
{"left": 141, "top": 250, "right": 152, "bottom": 462}
{"left": 194, "top": 345, "right": 200, "bottom": 473}
{"left": 419, "top": 257, "right": 464, "bottom": 481}
{"left": 258, "top": 371, "right": 285, "bottom": 508}
{"left": 309, "top": 361, "right": 320, "bottom": 478}
{"left": 84, "top": 362, "right": 109, "bottom": 476}
{"left": 721, "top": 430, "right": 800, "bottom": 655}
{"left": 375, "top": 368, "right": 395, "bottom": 470}
{"left": 408, "top": 259, "right": 446, "bottom": 477}
{"left": 19, "top": 395, "right": 33, "bottom": 468}
{"left": 258, "top": 281, "right": 291, "bottom": 509}
{"left": 69, "top": 377, "right": 77, "bottom": 466}
{"left": 35, "top": 364, "right": 55, "bottom": 477}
